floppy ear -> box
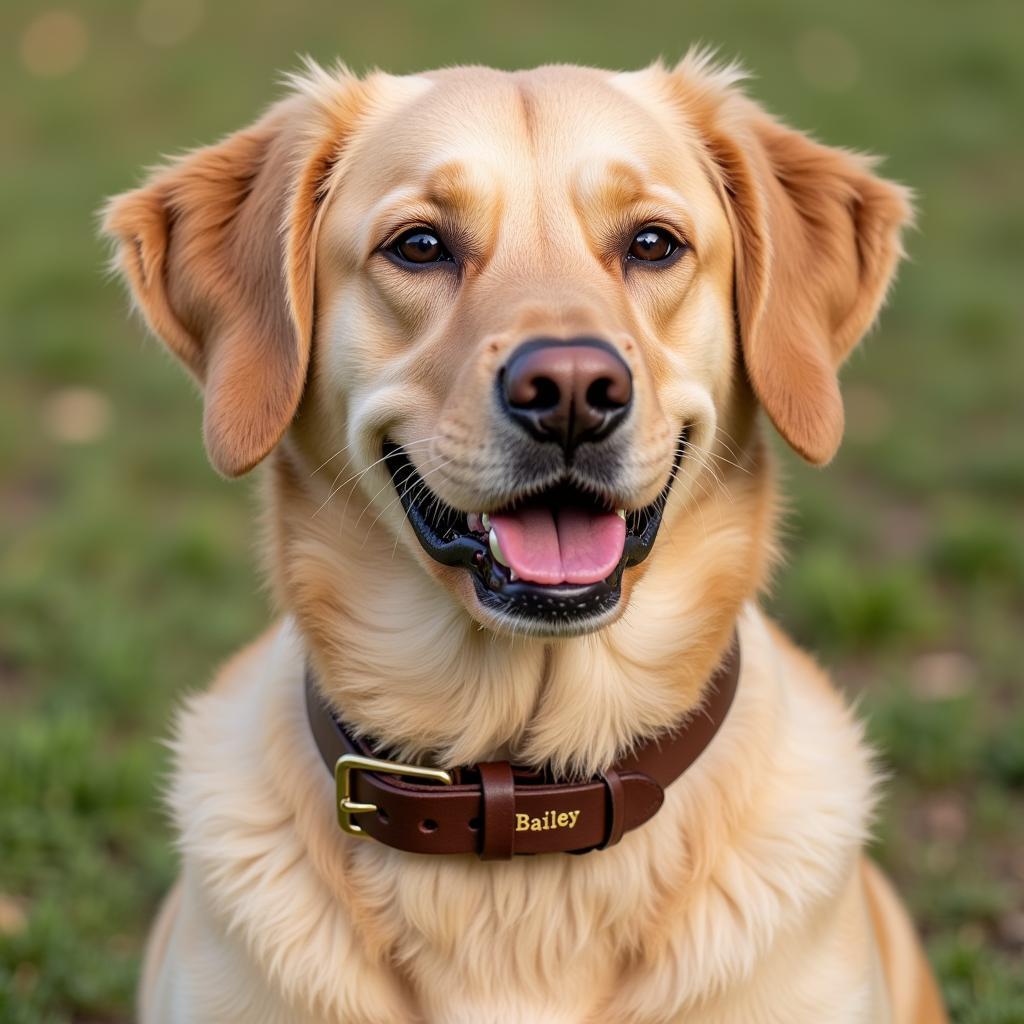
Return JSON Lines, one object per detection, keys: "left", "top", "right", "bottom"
{"left": 669, "top": 57, "right": 913, "bottom": 464}
{"left": 102, "top": 72, "right": 365, "bottom": 476}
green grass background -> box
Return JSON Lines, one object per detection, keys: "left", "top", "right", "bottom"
{"left": 1, "top": 1, "right": 1022, "bottom": 1020}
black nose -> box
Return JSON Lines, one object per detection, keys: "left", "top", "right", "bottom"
{"left": 501, "top": 338, "right": 633, "bottom": 452}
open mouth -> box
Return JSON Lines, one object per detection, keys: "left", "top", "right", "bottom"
{"left": 383, "top": 436, "right": 685, "bottom": 632}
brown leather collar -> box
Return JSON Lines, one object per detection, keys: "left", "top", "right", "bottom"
{"left": 305, "top": 632, "right": 740, "bottom": 859}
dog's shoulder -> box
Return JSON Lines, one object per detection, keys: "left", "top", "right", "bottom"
{"left": 161, "top": 620, "right": 417, "bottom": 1022}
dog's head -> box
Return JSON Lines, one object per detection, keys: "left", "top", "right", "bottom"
{"left": 104, "top": 56, "right": 911, "bottom": 640}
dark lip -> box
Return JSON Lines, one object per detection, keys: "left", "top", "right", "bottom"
{"left": 382, "top": 433, "right": 686, "bottom": 631}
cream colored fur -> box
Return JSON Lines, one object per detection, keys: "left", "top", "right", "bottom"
{"left": 142, "top": 607, "right": 940, "bottom": 1023}
{"left": 104, "top": 53, "right": 946, "bottom": 1023}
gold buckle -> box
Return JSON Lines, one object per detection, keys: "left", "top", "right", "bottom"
{"left": 335, "top": 753, "right": 453, "bottom": 839}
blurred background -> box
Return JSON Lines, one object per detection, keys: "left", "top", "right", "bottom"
{"left": 1, "top": 1, "right": 1022, "bottom": 1020}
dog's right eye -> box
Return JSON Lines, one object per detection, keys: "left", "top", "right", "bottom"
{"left": 388, "top": 228, "right": 454, "bottom": 266}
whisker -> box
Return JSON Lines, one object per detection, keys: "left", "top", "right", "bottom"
{"left": 356, "top": 453, "right": 450, "bottom": 528}
{"left": 310, "top": 441, "right": 354, "bottom": 478}
{"left": 705, "top": 448, "right": 752, "bottom": 476}
{"left": 358, "top": 459, "right": 455, "bottom": 550}
{"left": 688, "top": 448, "right": 731, "bottom": 501}
{"left": 708, "top": 424, "right": 746, "bottom": 463}
{"left": 390, "top": 474, "right": 439, "bottom": 561}
{"left": 351, "top": 459, "right": 439, "bottom": 534}
{"left": 359, "top": 456, "right": 452, "bottom": 537}
{"left": 314, "top": 436, "right": 442, "bottom": 519}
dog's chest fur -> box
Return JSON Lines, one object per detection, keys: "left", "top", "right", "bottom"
{"left": 160, "top": 607, "right": 883, "bottom": 1023}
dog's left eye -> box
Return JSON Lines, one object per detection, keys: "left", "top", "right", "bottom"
{"left": 627, "top": 227, "right": 681, "bottom": 263}
{"left": 389, "top": 228, "right": 454, "bottom": 265}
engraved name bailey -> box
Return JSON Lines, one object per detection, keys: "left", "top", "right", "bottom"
{"left": 515, "top": 810, "right": 581, "bottom": 832}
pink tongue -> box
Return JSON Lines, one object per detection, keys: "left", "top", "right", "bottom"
{"left": 488, "top": 506, "right": 626, "bottom": 585}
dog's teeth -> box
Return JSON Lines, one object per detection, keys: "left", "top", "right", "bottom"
{"left": 616, "top": 509, "right": 626, "bottom": 520}
{"left": 481, "top": 513, "right": 491, "bottom": 531}
{"left": 488, "top": 527, "right": 510, "bottom": 568}
{"left": 467, "top": 512, "right": 484, "bottom": 533}
{"left": 509, "top": 569, "right": 518, "bottom": 581}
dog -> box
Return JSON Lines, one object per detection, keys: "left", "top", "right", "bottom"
{"left": 103, "top": 52, "right": 947, "bottom": 1023}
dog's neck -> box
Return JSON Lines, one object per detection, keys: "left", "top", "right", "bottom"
{"left": 267, "top": 435, "right": 775, "bottom": 779}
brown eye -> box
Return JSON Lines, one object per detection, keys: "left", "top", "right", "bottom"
{"left": 390, "top": 228, "right": 452, "bottom": 265}
{"left": 627, "top": 227, "right": 679, "bottom": 263}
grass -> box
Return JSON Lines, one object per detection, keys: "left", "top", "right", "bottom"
{"left": 1, "top": 0, "right": 1022, "bottom": 1019}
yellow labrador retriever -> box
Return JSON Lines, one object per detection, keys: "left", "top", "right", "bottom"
{"left": 104, "top": 53, "right": 947, "bottom": 1023}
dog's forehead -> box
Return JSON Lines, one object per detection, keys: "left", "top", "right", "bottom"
{"left": 343, "top": 65, "right": 709, "bottom": 207}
